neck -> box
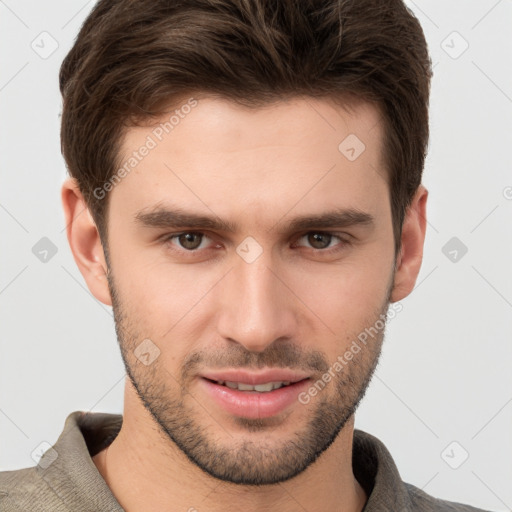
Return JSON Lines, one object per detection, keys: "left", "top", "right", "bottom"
{"left": 93, "top": 381, "right": 367, "bottom": 512}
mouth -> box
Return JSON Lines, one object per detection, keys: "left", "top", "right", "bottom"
{"left": 200, "top": 368, "right": 311, "bottom": 386}
{"left": 202, "top": 377, "right": 308, "bottom": 393}
{"left": 198, "top": 376, "right": 312, "bottom": 419}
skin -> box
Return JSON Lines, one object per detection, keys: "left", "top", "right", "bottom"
{"left": 61, "top": 94, "right": 427, "bottom": 512}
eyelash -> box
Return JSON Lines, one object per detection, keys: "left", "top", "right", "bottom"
{"left": 160, "top": 231, "right": 351, "bottom": 255}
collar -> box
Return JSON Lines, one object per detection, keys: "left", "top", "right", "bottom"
{"left": 38, "top": 411, "right": 413, "bottom": 510}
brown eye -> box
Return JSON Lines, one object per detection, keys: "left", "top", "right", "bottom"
{"left": 294, "top": 232, "right": 350, "bottom": 254}
{"left": 306, "top": 232, "right": 333, "bottom": 249}
{"left": 177, "top": 232, "right": 204, "bottom": 250}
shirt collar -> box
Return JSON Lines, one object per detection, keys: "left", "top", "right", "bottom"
{"left": 39, "top": 411, "right": 412, "bottom": 511}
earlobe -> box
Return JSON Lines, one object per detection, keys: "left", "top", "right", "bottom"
{"left": 61, "top": 177, "right": 112, "bottom": 306}
{"left": 390, "top": 185, "right": 428, "bottom": 303}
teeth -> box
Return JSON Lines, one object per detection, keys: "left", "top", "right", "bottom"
{"left": 239, "top": 382, "right": 258, "bottom": 391}
{"left": 216, "top": 380, "right": 291, "bottom": 392}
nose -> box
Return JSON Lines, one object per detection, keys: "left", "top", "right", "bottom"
{"left": 216, "top": 251, "right": 298, "bottom": 353}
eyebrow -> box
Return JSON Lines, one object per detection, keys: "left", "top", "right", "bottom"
{"left": 134, "top": 205, "right": 375, "bottom": 234}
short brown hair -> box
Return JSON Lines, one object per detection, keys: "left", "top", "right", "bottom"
{"left": 59, "top": 0, "right": 432, "bottom": 258}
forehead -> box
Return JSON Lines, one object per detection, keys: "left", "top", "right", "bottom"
{"left": 110, "top": 94, "right": 388, "bottom": 226}
{"left": 133, "top": 93, "right": 384, "bottom": 163}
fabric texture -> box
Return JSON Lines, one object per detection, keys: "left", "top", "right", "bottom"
{"left": 0, "top": 411, "right": 491, "bottom": 511}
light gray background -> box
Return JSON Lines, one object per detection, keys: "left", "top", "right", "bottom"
{"left": 1, "top": 1, "right": 511, "bottom": 510}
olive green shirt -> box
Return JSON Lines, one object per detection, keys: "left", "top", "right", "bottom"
{"left": 0, "top": 411, "right": 490, "bottom": 511}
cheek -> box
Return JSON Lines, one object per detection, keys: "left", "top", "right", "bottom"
{"left": 288, "top": 253, "right": 393, "bottom": 333}
{"left": 112, "top": 253, "right": 221, "bottom": 343}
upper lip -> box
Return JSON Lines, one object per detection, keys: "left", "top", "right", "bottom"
{"left": 200, "top": 369, "right": 311, "bottom": 385}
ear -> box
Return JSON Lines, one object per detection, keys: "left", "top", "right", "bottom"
{"left": 61, "top": 177, "right": 112, "bottom": 306}
{"left": 390, "top": 185, "right": 428, "bottom": 302}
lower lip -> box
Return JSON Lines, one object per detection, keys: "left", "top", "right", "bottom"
{"left": 198, "top": 377, "right": 311, "bottom": 419}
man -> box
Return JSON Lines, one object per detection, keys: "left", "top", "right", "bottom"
{"left": 0, "top": 0, "right": 491, "bottom": 510}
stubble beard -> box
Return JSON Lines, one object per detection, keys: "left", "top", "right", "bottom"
{"left": 106, "top": 268, "right": 390, "bottom": 485}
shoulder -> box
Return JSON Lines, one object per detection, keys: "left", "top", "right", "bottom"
{"left": 352, "top": 429, "right": 493, "bottom": 512}
{"left": 0, "top": 466, "right": 68, "bottom": 512}
{"left": 405, "top": 482, "right": 493, "bottom": 512}
{"left": 0, "top": 410, "right": 122, "bottom": 512}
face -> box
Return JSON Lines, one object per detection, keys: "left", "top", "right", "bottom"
{"left": 103, "top": 95, "right": 396, "bottom": 485}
